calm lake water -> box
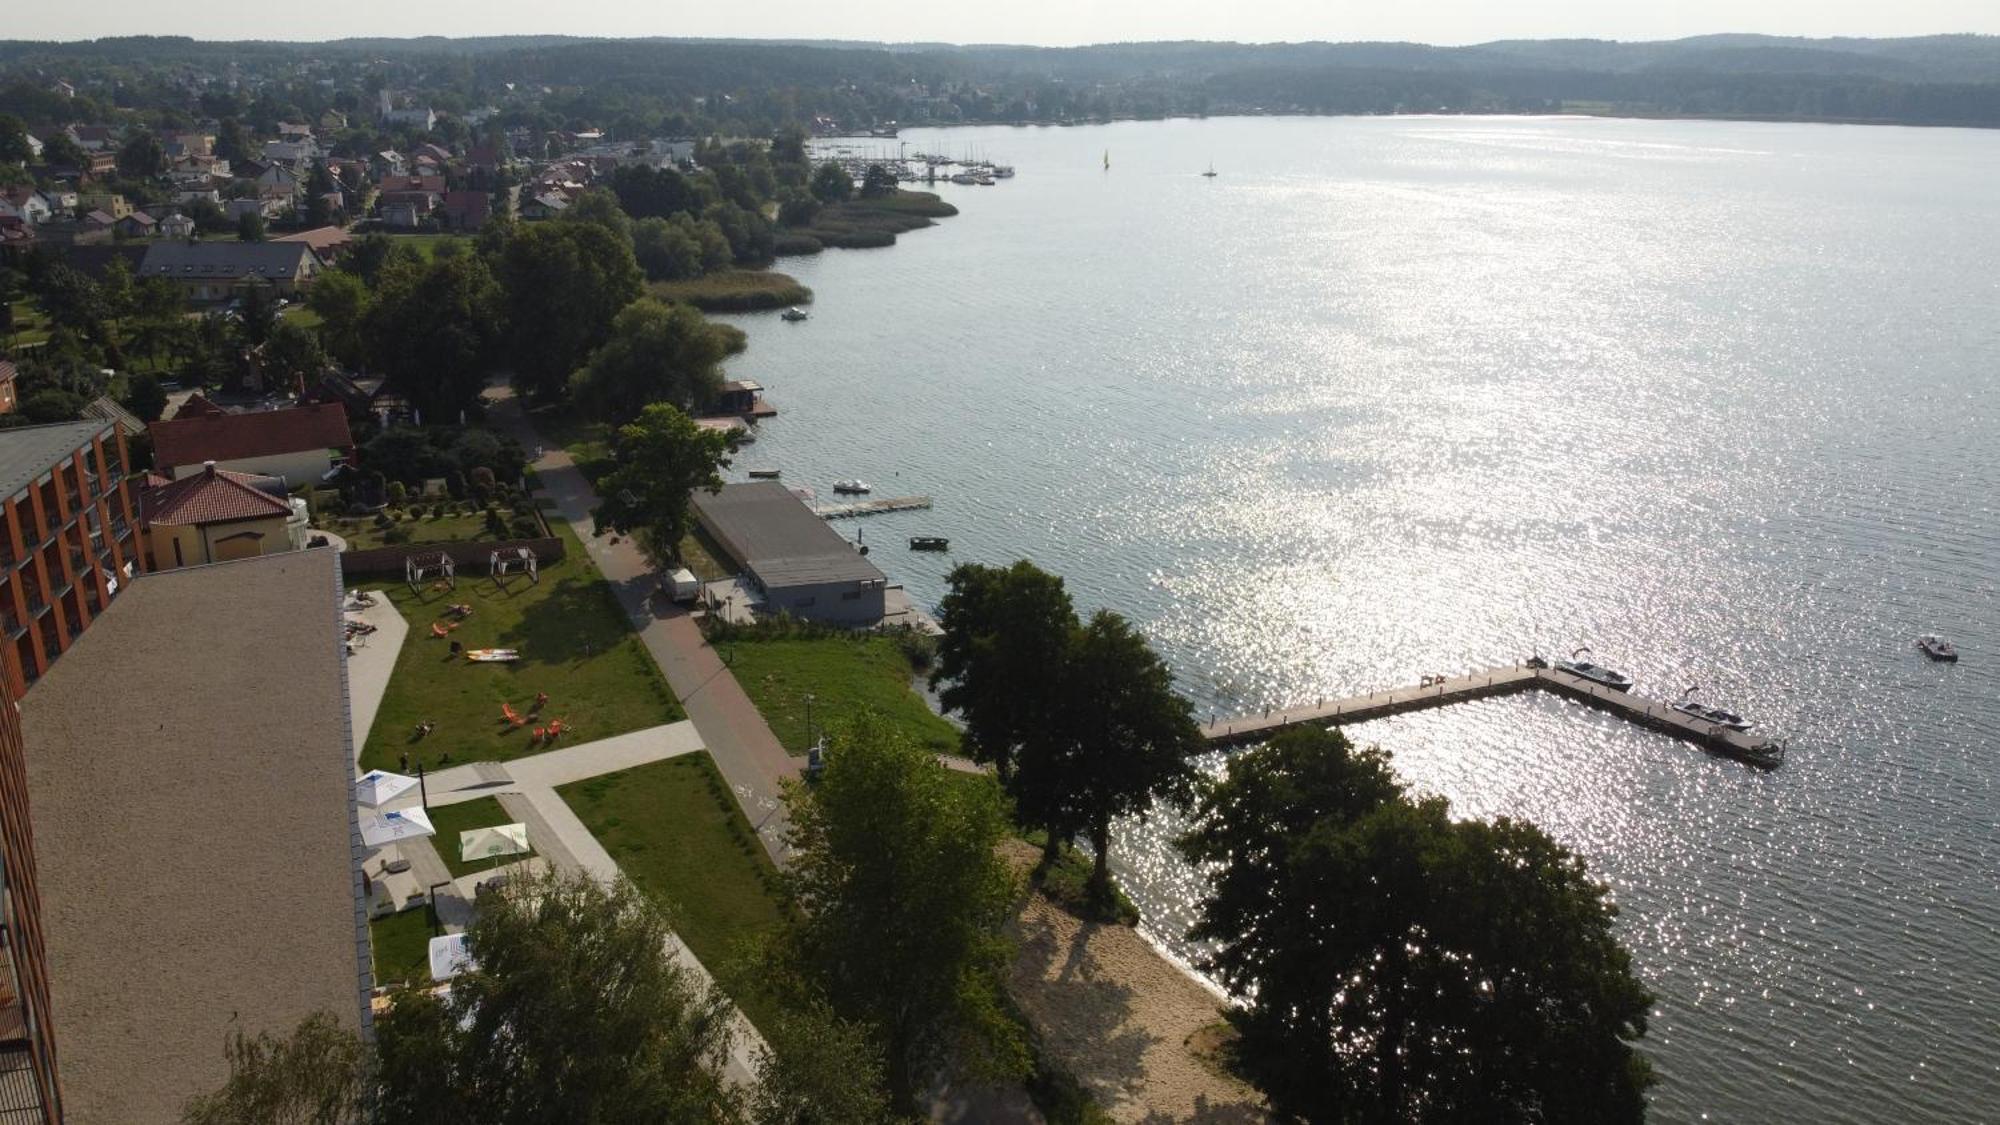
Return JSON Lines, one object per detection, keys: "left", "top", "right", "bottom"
{"left": 716, "top": 116, "right": 2000, "bottom": 1122}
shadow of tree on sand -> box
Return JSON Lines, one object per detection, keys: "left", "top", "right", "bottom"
{"left": 1009, "top": 906, "right": 1158, "bottom": 1110}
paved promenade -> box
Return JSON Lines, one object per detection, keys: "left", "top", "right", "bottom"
{"left": 488, "top": 391, "right": 799, "bottom": 859}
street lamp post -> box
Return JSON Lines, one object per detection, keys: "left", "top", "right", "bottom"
{"left": 803, "top": 692, "right": 815, "bottom": 749}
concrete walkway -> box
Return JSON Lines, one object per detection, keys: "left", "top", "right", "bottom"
{"left": 414, "top": 720, "right": 706, "bottom": 805}
{"left": 488, "top": 391, "right": 800, "bottom": 860}
{"left": 343, "top": 591, "right": 407, "bottom": 762}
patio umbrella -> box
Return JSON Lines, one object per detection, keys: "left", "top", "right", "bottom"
{"left": 429, "top": 932, "right": 475, "bottom": 982}
{"left": 354, "top": 769, "right": 419, "bottom": 808}
{"left": 459, "top": 824, "right": 530, "bottom": 865}
{"left": 359, "top": 805, "right": 436, "bottom": 848}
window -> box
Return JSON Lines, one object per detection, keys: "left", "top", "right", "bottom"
{"left": 840, "top": 590, "right": 863, "bottom": 601}
{"left": 793, "top": 597, "right": 815, "bottom": 608}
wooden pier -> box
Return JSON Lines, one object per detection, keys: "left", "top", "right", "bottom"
{"left": 817, "top": 495, "right": 932, "bottom": 520}
{"left": 1203, "top": 663, "right": 1786, "bottom": 768}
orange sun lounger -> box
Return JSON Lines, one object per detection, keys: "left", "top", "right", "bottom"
{"left": 501, "top": 702, "right": 526, "bottom": 726}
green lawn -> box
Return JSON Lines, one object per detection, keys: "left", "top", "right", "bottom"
{"left": 559, "top": 754, "right": 790, "bottom": 1033}
{"left": 333, "top": 510, "right": 500, "bottom": 550}
{"left": 725, "top": 635, "right": 959, "bottom": 754}
{"left": 358, "top": 521, "right": 681, "bottom": 773}
{"left": 426, "top": 796, "right": 537, "bottom": 880}
{"left": 370, "top": 908, "right": 436, "bottom": 987}
{"left": 4, "top": 300, "right": 53, "bottom": 348}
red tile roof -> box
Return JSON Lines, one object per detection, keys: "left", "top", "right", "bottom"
{"left": 171, "top": 393, "right": 227, "bottom": 419}
{"left": 149, "top": 402, "right": 353, "bottom": 469}
{"left": 0, "top": 360, "right": 15, "bottom": 386}
{"left": 141, "top": 465, "right": 292, "bottom": 526}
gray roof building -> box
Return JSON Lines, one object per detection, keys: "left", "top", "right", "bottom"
{"left": 0, "top": 420, "right": 113, "bottom": 501}
{"left": 137, "top": 239, "right": 322, "bottom": 289}
{"left": 18, "top": 550, "right": 368, "bottom": 1124}
{"left": 692, "top": 482, "right": 888, "bottom": 625}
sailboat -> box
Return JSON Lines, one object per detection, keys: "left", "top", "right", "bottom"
{"left": 1201, "top": 161, "right": 1218, "bottom": 178}
{"left": 1103, "top": 149, "right": 1110, "bottom": 172}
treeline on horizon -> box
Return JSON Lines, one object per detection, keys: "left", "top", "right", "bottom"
{"left": 4, "top": 32, "right": 2000, "bottom": 131}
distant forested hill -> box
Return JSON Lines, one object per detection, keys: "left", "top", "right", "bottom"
{"left": 3, "top": 33, "right": 1998, "bottom": 133}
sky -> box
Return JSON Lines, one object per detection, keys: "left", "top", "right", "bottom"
{"left": 16, "top": 0, "right": 2000, "bottom": 46}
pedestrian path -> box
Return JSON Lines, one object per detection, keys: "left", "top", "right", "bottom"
{"left": 343, "top": 593, "right": 407, "bottom": 764}
{"left": 412, "top": 720, "right": 704, "bottom": 806}
{"left": 488, "top": 391, "right": 800, "bottom": 860}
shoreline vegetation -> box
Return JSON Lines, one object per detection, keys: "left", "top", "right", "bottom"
{"left": 650, "top": 269, "right": 812, "bottom": 312}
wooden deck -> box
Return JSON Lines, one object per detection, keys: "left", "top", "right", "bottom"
{"left": 1203, "top": 663, "right": 1786, "bottom": 768}
{"left": 816, "top": 495, "right": 933, "bottom": 520}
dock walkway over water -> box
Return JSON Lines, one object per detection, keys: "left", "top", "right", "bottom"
{"left": 816, "top": 495, "right": 932, "bottom": 520}
{"left": 1203, "top": 662, "right": 1786, "bottom": 768}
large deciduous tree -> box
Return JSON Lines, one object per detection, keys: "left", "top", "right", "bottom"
{"left": 363, "top": 252, "right": 501, "bottom": 423}
{"left": 777, "top": 713, "right": 1026, "bottom": 1113}
{"left": 590, "top": 402, "right": 734, "bottom": 569}
{"left": 178, "top": 1010, "right": 367, "bottom": 1125}
{"left": 494, "top": 221, "right": 643, "bottom": 401}
{"left": 305, "top": 269, "right": 370, "bottom": 368}
{"left": 1059, "top": 609, "right": 1203, "bottom": 896}
{"left": 568, "top": 297, "right": 742, "bottom": 424}
{"left": 116, "top": 131, "right": 165, "bottom": 178}
{"left": 1176, "top": 725, "right": 1655, "bottom": 1123}
{"left": 809, "top": 161, "right": 852, "bottom": 204}
{"left": 372, "top": 872, "right": 740, "bottom": 1124}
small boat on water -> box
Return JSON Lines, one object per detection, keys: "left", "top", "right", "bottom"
{"left": 991, "top": 165, "right": 1015, "bottom": 179}
{"left": 1916, "top": 635, "right": 1959, "bottom": 662}
{"left": 1201, "top": 161, "right": 1218, "bottom": 178}
{"left": 1740, "top": 741, "right": 1786, "bottom": 769}
{"left": 1555, "top": 648, "right": 1634, "bottom": 691}
{"left": 747, "top": 468, "right": 781, "bottom": 479}
{"left": 909, "top": 536, "right": 949, "bottom": 552}
{"left": 1673, "top": 700, "right": 1753, "bottom": 731}
{"left": 832, "top": 479, "right": 872, "bottom": 495}
{"left": 949, "top": 172, "right": 979, "bottom": 185}
{"left": 781, "top": 307, "right": 809, "bottom": 322}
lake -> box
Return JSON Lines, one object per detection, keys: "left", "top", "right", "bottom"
{"left": 715, "top": 115, "right": 2000, "bottom": 1122}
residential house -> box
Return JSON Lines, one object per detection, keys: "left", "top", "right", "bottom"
{"left": 261, "top": 139, "right": 317, "bottom": 166}
{"left": 162, "top": 130, "right": 214, "bottom": 159}
{"left": 520, "top": 191, "right": 570, "bottom": 220}
{"left": 147, "top": 401, "right": 353, "bottom": 486}
{"left": 0, "top": 217, "right": 34, "bottom": 258}
{"left": 77, "top": 192, "right": 129, "bottom": 220}
{"left": 372, "top": 150, "right": 407, "bottom": 178}
{"left": 0, "top": 418, "right": 144, "bottom": 694}
{"left": 173, "top": 183, "right": 223, "bottom": 207}
{"left": 414, "top": 142, "right": 452, "bottom": 166}
{"left": 466, "top": 144, "right": 502, "bottom": 173}
{"left": 256, "top": 162, "right": 302, "bottom": 199}
{"left": 21, "top": 132, "right": 42, "bottom": 160}
{"left": 276, "top": 121, "right": 314, "bottom": 140}
{"left": 138, "top": 462, "right": 303, "bottom": 569}
{"left": 79, "top": 395, "right": 142, "bottom": 435}
{"left": 78, "top": 210, "right": 116, "bottom": 235}
{"left": 273, "top": 225, "right": 352, "bottom": 262}
{"left": 17, "top": 549, "right": 369, "bottom": 1125}
{"left": 0, "top": 189, "right": 51, "bottom": 226}
{"left": 64, "top": 125, "right": 115, "bottom": 153}
{"left": 170, "top": 392, "right": 227, "bottom": 420}
{"left": 380, "top": 201, "right": 423, "bottom": 230}
{"left": 318, "top": 109, "right": 349, "bottom": 132}
{"left": 0, "top": 360, "right": 15, "bottom": 414}
{"left": 224, "top": 196, "right": 286, "bottom": 222}
{"left": 440, "top": 190, "right": 491, "bottom": 231}
{"left": 39, "top": 189, "right": 76, "bottom": 214}
{"left": 137, "top": 240, "right": 324, "bottom": 303}
{"left": 157, "top": 211, "right": 196, "bottom": 239}
{"left": 113, "top": 211, "right": 156, "bottom": 239}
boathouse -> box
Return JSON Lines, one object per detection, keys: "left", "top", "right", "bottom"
{"left": 691, "top": 482, "right": 887, "bottom": 625}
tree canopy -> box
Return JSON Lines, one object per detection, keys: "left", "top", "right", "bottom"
{"left": 362, "top": 251, "right": 501, "bottom": 423}
{"left": 373, "top": 872, "right": 738, "bottom": 1124}
{"left": 568, "top": 296, "right": 743, "bottom": 425}
{"left": 1176, "top": 725, "right": 1655, "bottom": 1123}
{"left": 493, "top": 221, "right": 643, "bottom": 401}
{"left": 776, "top": 713, "right": 1026, "bottom": 1113}
{"left": 591, "top": 402, "right": 734, "bottom": 569}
